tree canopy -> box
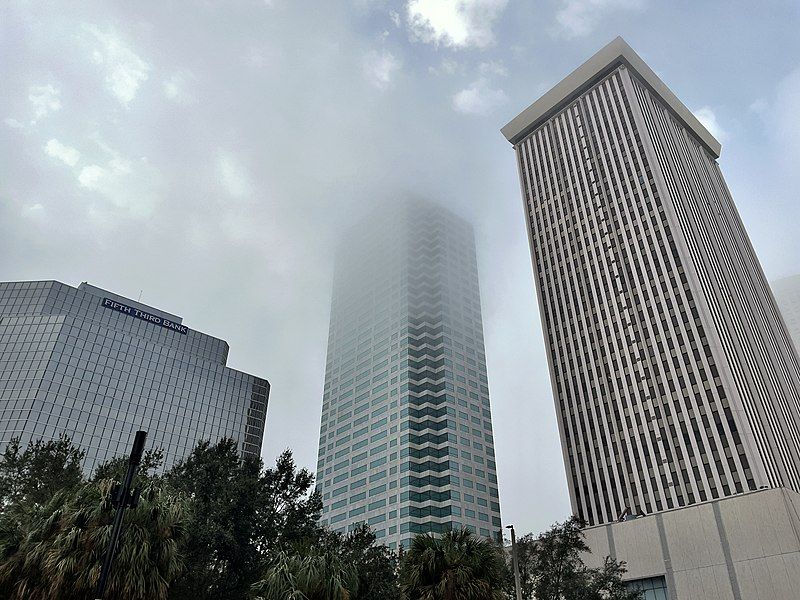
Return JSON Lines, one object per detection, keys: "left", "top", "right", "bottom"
{"left": 166, "top": 441, "right": 324, "bottom": 600}
{"left": 0, "top": 436, "right": 327, "bottom": 600}
{"left": 401, "top": 528, "right": 505, "bottom": 600}
{"left": 506, "top": 517, "right": 641, "bottom": 600}
{"left": 251, "top": 548, "right": 359, "bottom": 600}
{"left": 0, "top": 436, "right": 642, "bottom": 600}
{"left": 0, "top": 436, "right": 186, "bottom": 600}
{"left": 0, "top": 436, "right": 84, "bottom": 513}
{"left": 321, "top": 524, "right": 401, "bottom": 600}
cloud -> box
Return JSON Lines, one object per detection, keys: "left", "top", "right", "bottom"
{"left": 428, "top": 57, "right": 461, "bottom": 76}
{"left": 693, "top": 106, "right": 728, "bottom": 142}
{"left": 407, "top": 0, "right": 508, "bottom": 49}
{"left": 4, "top": 118, "right": 26, "bottom": 129}
{"left": 78, "top": 164, "right": 114, "bottom": 189}
{"left": 44, "top": 138, "right": 81, "bottom": 166}
{"left": 84, "top": 25, "right": 150, "bottom": 105}
{"left": 771, "top": 67, "right": 800, "bottom": 175}
{"left": 478, "top": 60, "right": 507, "bottom": 77}
{"left": 29, "top": 84, "right": 62, "bottom": 120}
{"left": 77, "top": 157, "right": 160, "bottom": 217}
{"left": 452, "top": 77, "right": 507, "bottom": 115}
{"left": 21, "top": 203, "right": 46, "bottom": 222}
{"left": 73, "top": 139, "right": 160, "bottom": 217}
{"left": 163, "top": 71, "right": 198, "bottom": 104}
{"left": 217, "top": 150, "right": 255, "bottom": 199}
{"left": 555, "top": 0, "right": 644, "bottom": 38}
{"left": 363, "top": 50, "right": 402, "bottom": 90}
{"left": 389, "top": 10, "right": 401, "bottom": 27}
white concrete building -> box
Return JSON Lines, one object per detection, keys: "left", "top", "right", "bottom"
{"left": 502, "top": 37, "right": 800, "bottom": 528}
{"left": 582, "top": 487, "right": 800, "bottom": 600}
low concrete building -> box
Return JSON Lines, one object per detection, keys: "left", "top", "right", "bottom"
{"left": 582, "top": 487, "right": 800, "bottom": 599}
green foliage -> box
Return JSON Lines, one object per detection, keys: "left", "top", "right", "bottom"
{"left": 400, "top": 528, "right": 505, "bottom": 600}
{"left": 0, "top": 479, "right": 186, "bottom": 600}
{"left": 0, "top": 436, "right": 645, "bottom": 600}
{"left": 166, "top": 440, "right": 325, "bottom": 600}
{"left": 585, "top": 556, "right": 642, "bottom": 600}
{"left": 258, "top": 448, "right": 325, "bottom": 553}
{"left": 251, "top": 547, "right": 360, "bottom": 600}
{"left": 166, "top": 439, "right": 265, "bottom": 599}
{"left": 0, "top": 436, "right": 409, "bottom": 599}
{"left": 0, "top": 436, "right": 85, "bottom": 512}
{"left": 508, "top": 517, "right": 641, "bottom": 600}
{"left": 502, "top": 532, "right": 536, "bottom": 600}
{"left": 92, "top": 448, "right": 165, "bottom": 483}
{"left": 321, "top": 524, "right": 401, "bottom": 600}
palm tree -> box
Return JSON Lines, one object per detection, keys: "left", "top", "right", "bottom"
{"left": 400, "top": 528, "right": 505, "bottom": 600}
{"left": 251, "top": 547, "right": 359, "bottom": 600}
{"left": 0, "top": 479, "right": 186, "bottom": 600}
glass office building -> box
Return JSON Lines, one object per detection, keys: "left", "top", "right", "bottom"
{"left": 0, "top": 280, "right": 269, "bottom": 471}
{"left": 316, "top": 200, "right": 502, "bottom": 549}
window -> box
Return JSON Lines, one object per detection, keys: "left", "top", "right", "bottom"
{"left": 626, "top": 576, "right": 667, "bottom": 600}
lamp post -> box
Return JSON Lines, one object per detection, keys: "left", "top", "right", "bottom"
{"left": 506, "top": 524, "right": 523, "bottom": 600}
{"left": 95, "top": 430, "right": 147, "bottom": 599}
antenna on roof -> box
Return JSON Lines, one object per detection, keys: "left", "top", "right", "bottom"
{"left": 138, "top": 290, "right": 143, "bottom": 302}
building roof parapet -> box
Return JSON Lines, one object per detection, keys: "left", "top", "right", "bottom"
{"left": 501, "top": 36, "right": 721, "bottom": 158}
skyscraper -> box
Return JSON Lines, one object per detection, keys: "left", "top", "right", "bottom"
{"left": 0, "top": 280, "right": 269, "bottom": 471}
{"left": 773, "top": 275, "right": 800, "bottom": 353}
{"left": 316, "top": 200, "right": 502, "bottom": 549}
{"left": 502, "top": 37, "right": 800, "bottom": 526}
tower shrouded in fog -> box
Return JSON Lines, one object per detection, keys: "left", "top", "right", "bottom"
{"left": 316, "top": 200, "right": 502, "bottom": 549}
{"left": 502, "top": 37, "right": 800, "bottom": 526}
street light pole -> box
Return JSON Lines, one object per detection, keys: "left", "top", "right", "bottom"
{"left": 95, "top": 430, "right": 147, "bottom": 600}
{"left": 506, "top": 524, "right": 523, "bottom": 600}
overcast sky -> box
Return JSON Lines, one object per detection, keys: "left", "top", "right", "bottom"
{"left": 2, "top": 0, "right": 800, "bottom": 536}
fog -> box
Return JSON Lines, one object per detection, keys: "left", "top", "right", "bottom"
{"left": 2, "top": 0, "right": 800, "bottom": 535}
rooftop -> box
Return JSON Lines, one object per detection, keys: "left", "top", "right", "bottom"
{"left": 78, "top": 281, "right": 183, "bottom": 324}
{"left": 501, "top": 36, "right": 722, "bottom": 158}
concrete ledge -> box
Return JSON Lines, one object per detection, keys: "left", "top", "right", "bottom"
{"left": 582, "top": 488, "right": 800, "bottom": 600}
{"left": 500, "top": 36, "right": 722, "bottom": 158}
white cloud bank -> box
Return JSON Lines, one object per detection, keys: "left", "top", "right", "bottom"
{"left": 693, "top": 106, "right": 728, "bottom": 142}
{"left": 85, "top": 25, "right": 150, "bottom": 105}
{"left": 363, "top": 50, "right": 402, "bottom": 90}
{"left": 407, "top": 0, "right": 509, "bottom": 49}
{"left": 452, "top": 77, "right": 507, "bottom": 115}
{"left": 164, "top": 71, "right": 198, "bottom": 104}
{"left": 44, "top": 139, "right": 81, "bottom": 166}
{"left": 555, "top": 0, "right": 644, "bottom": 38}
{"left": 217, "top": 150, "right": 255, "bottom": 199}
{"left": 77, "top": 155, "right": 160, "bottom": 217}
{"left": 29, "top": 84, "right": 62, "bottom": 120}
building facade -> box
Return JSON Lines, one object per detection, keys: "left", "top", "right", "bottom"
{"left": 502, "top": 37, "right": 800, "bottom": 527}
{"left": 316, "top": 200, "right": 502, "bottom": 549}
{"left": 582, "top": 487, "right": 800, "bottom": 600}
{"left": 773, "top": 275, "right": 800, "bottom": 353}
{"left": 0, "top": 280, "right": 268, "bottom": 471}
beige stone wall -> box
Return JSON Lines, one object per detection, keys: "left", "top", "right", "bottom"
{"left": 582, "top": 488, "right": 800, "bottom": 600}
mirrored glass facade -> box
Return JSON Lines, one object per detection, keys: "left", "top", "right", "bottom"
{"left": 0, "top": 280, "right": 268, "bottom": 472}
{"left": 316, "top": 200, "right": 502, "bottom": 549}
